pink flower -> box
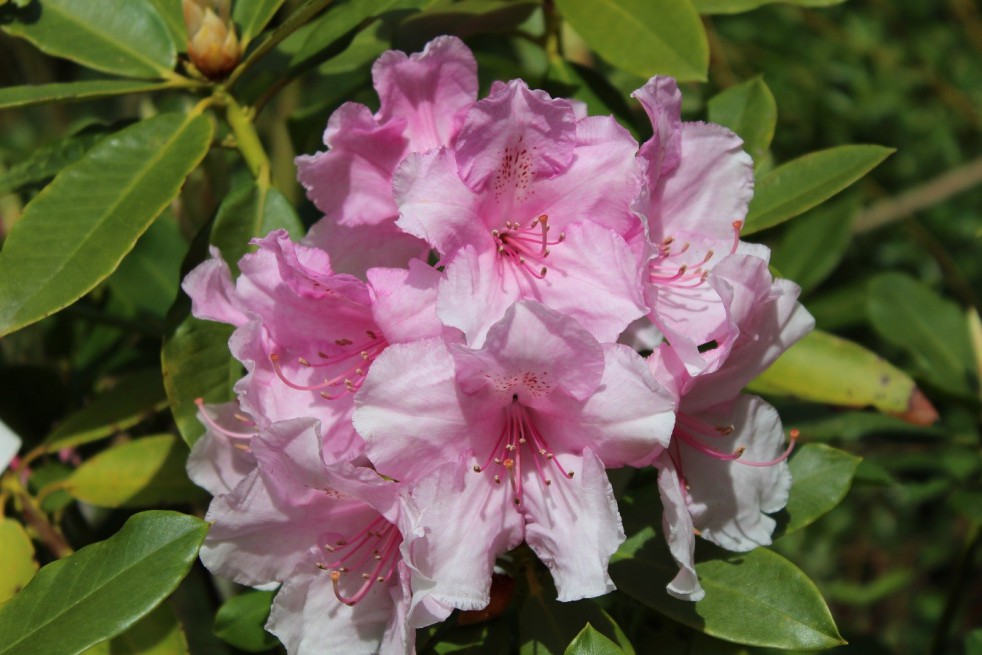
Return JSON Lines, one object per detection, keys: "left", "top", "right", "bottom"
{"left": 182, "top": 230, "right": 445, "bottom": 464}
{"left": 354, "top": 301, "right": 675, "bottom": 609}
{"left": 631, "top": 76, "right": 759, "bottom": 376}
{"left": 296, "top": 36, "right": 479, "bottom": 277}
{"left": 646, "top": 255, "right": 814, "bottom": 601}
{"left": 195, "top": 417, "right": 430, "bottom": 654}
{"left": 394, "top": 79, "right": 647, "bottom": 346}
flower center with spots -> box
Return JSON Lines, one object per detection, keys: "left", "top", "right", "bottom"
{"left": 472, "top": 401, "right": 573, "bottom": 505}
{"left": 316, "top": 516, "right": 402, "bottom": 606}
{"left": 491, "top": 214, "right": 565, "bottom": 280}
{"left": 269, "top": 330, "right": 388, "bottom": 400}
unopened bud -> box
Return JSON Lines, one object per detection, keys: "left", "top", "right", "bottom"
{"left": 183, "top": 0, "right": 240, "bottom": 79}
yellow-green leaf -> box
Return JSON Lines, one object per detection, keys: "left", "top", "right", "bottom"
{"left": 0, "top": 519, "right": 37, "bottom": 605}
{"left": 707, "top": 76, "right": 776, "bottom": 168}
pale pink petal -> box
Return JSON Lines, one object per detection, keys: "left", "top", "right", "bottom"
{"left": 183, "top": 247, "right": 249, "bottom": 326}
{"left": 303, "top": 219, "right": 430, "bottom": 280}
{"left": 681, "top": 396, "right": 792, "bottom": 552}
{"left": 253, "top": 230, "right": 369, "bottom": 304}
{"left": 296, "top": 102, "right": 407, "bottom": 227}
{"left": 655, "top": 453, "right": 704, "bottom": 601}
{"left": 521, "top": 449, "right": 624, "bottom": 601}
{"left": 632, "top": 76, "right": 682, "bottom": 184}
{"left": 354, "top": 338, "right": 475, "bottom": 482}
{"left": 403, "top": 459, "right": 524, "bottom": 612}
{"left": 450, "top": 300, "right": 604, "bottom": 403}
{"left": 187, "top": 402, "right": 256, "bottom": 497}
{"left": 454, "top": 80, "right": 577, "bottom": 193}
{"left": 520, "top": 115, "right": 641, "bottom": 237}
{"left": 645, "top": 122, "right": 753, "bottom": 243}
{"left": 393, "top": 148, "right": 487, "bottom": 256}
{"left": 435, "top": 245, "right": 520, "bottom": 348}
{"left": 373, "top": 35, "right": 478, "bottom": 152}
{"left": 267, "top": 557, "right": 399, "bottom": 655}
{"left": 542, "top": 344, "right": 674, "bottom": 468}
{"left": 367, "top": 259, "right": 443, "bottom": 343}
{"left": 646, "top": 278, "right": 732, "bottom": 377}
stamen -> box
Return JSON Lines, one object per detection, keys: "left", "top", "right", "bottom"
{"left": 194, "top": 398, "right": 255, "bottom": 439}
{"left": 492, "top": 214, "right": 563, "bottom": 279}
{"left": 737, "top": 429, "right": 798, "bottom": 467}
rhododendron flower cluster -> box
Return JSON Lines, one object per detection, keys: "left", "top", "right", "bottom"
{"left": 184, "top": 35, "right": 814, "bottom": 654}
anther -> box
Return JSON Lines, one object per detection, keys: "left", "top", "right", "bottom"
{"left": 473, "top": 465, "right": 482, "bottom": 473}
{"left": 298, "top": 357, "right": 310, "bottom": 366}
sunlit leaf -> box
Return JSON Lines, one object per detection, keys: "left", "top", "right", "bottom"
{"left": 707, "top": 76, "right": 776, "bottom": 167}
{"left": 0, "top": 112, "right": 213, "bottom": 338}
{"left": 64, "top": 435, "right": 203, "bottom": 508}
{"left": 213, "top": 590, "right": 279, "bottom": 652}
{"left": 2, "top": 0, "right": 177, "bottom": 78}
{"left": 0, "top": 128, "right": 110, "bottom": 196}
{"left": 0, "top": 511, "right": 208, "bottom": 655}
{"left": 107, "top": 217, "right": 188, "bottom": 317}
{"left": 0, "top": 519, "right": 37, "bottom": 605}
{"left": 107, "top": 603, "right": 189, "bottom": 655}
{"left": 748, "top": 329, "right": 919, "bottom": 415}
{"left": 554, "top": 0, "right": 708, "bottom": 82}
{"left": 43, "top": 369, "right": 168, "bottom": 452}
{"left": 146, "top": 0, "right": 188, "bottom": 51}
{"left": 743, "top": 145, "right": 893, "bottom": 235}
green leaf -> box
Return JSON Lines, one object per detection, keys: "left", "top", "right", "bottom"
{"left": 0, "top": 112, "right": 213, "bottom": 338}
{"left": 544, "top": 59, "right": 638, "bottom": 137}
{"left": 969, "top": 629, "right": 982, "bottom": 655}
{"left": 747, "top": 329, "right": 918, "bottom": 415}
{"left": 146, "top": 0, "right": 188, "bottom": 51}
{"left": 106, "top": 217, "right": 188, "bottom": 317}
{"left": 611, "top": 537, "right": 844, "bottom": 650}
{"left": 2, "top": 0, "right": 177, "bottom": 79}
{"left": 108, "top": 603, "right": 189, "bottom": 655}
{"left": 743, "top": 145, "right": 893, "bottom": 235}
{"left": 234, "top": 0, "right": 287, "bottom": 46}
{"left": 64, "top": 435, "right": 203, "bottom": 508}
{"left": 162, "top": 315, "right": 238, "bottom": 447}
{"left": 791, "top": 411, "right": 945, "bottom": 443}
{"left": 213, "top": 590, "right": 279, "bottom": 652}
{"left": 781, "top": 444, "right": 861, "bottom": 535}
{"left": 43, "top": 369, "right": 168, "bottom": 452}
{"left": 565, "top": 624, "right": 625, "bottom": 655}
{"left": 770, "top": 195, "right": 858, "bottom": 294}
{"left": 210, "top": 179, "right": 303, "bottom": 275}
{"left": 0, "top": 511, "right": 208, "bottom": 655}
{"left": 0, "top": 519, "right": 37, "bottom": 605}
{"left": 693, "top": 0, "right": 847, "bottom": 13}
{"left": 867, "top": 273, "right": 976, "bottom": 397}
{"left": 394, "top": 0, "right": 538, "bottom": 51}
{"left": 0, "top": 128, "right": 109, "bottom": 196}
{"left": 554, "top": 0, "right": 708, "bottom": 82}
{"left": 707, "top": 76, "right": 776, "bottom": 167}
{"left": 0, "top": 80, "right": 176, "bottom": 110}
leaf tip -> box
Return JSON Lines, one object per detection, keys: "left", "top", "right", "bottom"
{"left": 890, "top": 387, "right": 939, "bottom": 426}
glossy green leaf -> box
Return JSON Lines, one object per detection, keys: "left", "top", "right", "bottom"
{"left": 107, "top": 217, "right": 187, "bottom": 317}
{"left": 611, "top": 535, "right": 844, "bottom": 650}
{"left": 781, "top": 444, "right": 861, "bottom": 535}
{"left": 707, "top": 76, "right": 776, "bottom": 167}
{"left": 210, "top": 179, "right": 303, "bottom": 275}
{"left": 743, "top": 145, "right": 893, "bottom": 235}
{"left": 565, "top": 624, "right": 625, "bottom": 655}
{"left": 693, "top": 0, "right": 846, "bottom": 13}
{"left": 0, "top": 519, "right": 37, "bottom": 604}
{"left": 162, "top": 315, "right": 238, "bottom": 447}
{"left": 108, "top": 603, "right": 189, "bottom": 655}
{"left": 64, "top": 435, "right": 203, "bottom": 508}
{"left": 867, "top": 273, "right": 976, "bottom": 397}
{"left": 146, "top": 0, "right": 188, "bottom": 51}
{"left": 0, "top": 128, "right": 108, "bottom": 196}
{"left": 0, "top": 80, "right": 175, "bottom": 110}
{"left": 234, "top": 0, "right": 287, "bottom": 46}
{"left": 770, "top": 195, "right": 857, "bottom": 294}
{"left": 0, "top": 112, "right": 213, "bottom": 338}
{"left": 2, "top": 0, "right": 177, "bottom": 78}
{"left": 0, "top": 511, "right": 208, "bottom": 655}
{"left": 43, "top": 369, "right": 168, "bottom": 452}
{"left": 748, "top": 329, "right": 918, "bottom": 414}
{"left": 394, "top": 0, "right": 537, "bottom": 50}
{"left": 554, "top": 0, "right": 708, "bottom": 82}
{"left": 213, "top": 590, "right": 278, "bottom": 652}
